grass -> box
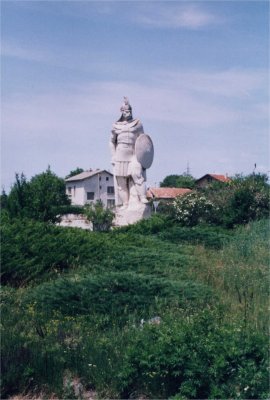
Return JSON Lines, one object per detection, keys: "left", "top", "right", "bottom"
{"left": 1, "top": 217, "right": 269, "bottom": 399}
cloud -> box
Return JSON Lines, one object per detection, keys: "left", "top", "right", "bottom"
{"left": 2, "top": 67, "right": 268, "bottom": 190}
{"left": 1, "top": 42, "right": 49, "bottom": 63}
{"left": 2, "top": 67, "right": 267, "bottom": 136}
{"left": 135, "top": 4, "right": 221, "bottom": 29}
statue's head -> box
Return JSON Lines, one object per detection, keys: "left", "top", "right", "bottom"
{"left": 119, "top": 97, "right": 133, "bottom": 121}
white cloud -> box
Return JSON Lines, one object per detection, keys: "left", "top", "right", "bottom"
{"left": 135, "top": 4, "right": 221, "bottom": 29}
{"left": 2, "top": 67, "right": 268, "bottom": 190}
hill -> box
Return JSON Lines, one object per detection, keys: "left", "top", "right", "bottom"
{"left": 1, "top": 215, "right": 269, "bottom": 399}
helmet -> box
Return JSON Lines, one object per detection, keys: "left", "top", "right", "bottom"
{"left": 120, "top": 97, "right": 132, "bottom": 112}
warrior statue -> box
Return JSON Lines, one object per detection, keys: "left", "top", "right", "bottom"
{"left": 110, "top": 97, "right": 154, "bottom": 209}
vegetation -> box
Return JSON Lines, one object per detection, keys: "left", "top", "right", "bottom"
{"left": 84, "top": 200, "right": 115, "bottom": 231}
{"left": 160, "top": 174, "right": 196, "bottom": 189}
{"left": 1, "top": 171, "right": 269, "bottom": 399}
{"left": 65, "top": 167, "right": 84, "bottom": 179}
{"left": 3, "top": 168, "right": 70, "bottom": 222}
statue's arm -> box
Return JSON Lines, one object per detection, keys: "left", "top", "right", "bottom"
{"left": 110, "top": 129, "right": 117, "bottom": 162}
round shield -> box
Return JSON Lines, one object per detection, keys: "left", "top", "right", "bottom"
{"left": 135, "top": 134, "right": 154, "bottom": 169}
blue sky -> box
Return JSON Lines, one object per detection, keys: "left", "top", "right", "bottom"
{"left": 1, "top": 0, "right": 269, "bottom": 191}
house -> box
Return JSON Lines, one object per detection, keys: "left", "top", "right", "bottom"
{"left": 195, "top": 174, "right": 231, "bottom": 188}
{"left": 147, "top": 187, "right": 192, "bottom": 201}
{"left": 65, "top": 169, "right": 115, "bottom": 208}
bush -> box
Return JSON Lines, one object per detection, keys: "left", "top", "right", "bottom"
{"left": 23, "top": 272, "right": 213, "bottom": 321}
{"left": 117, "top": 214, "right": 173, "bottom": 235}
{"left": 84, "top": 200, "right": 114, "bottom": 231}
{"left": 158, "top": 225, "right": 232, "bottom": 249}
{"left": 0, "top": 218, "right": 113, "bottom": 286}
{"left": 201, "top": 173, "right": 270, "bottom": 228}
{"left": 116, "top": 310, "right": 269, "bottom": 399}
{"left": 172, "top": 192, "right": 217, "bottom": 227}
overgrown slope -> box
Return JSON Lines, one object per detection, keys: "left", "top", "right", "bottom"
{"left": 1, "top": 216, "right": 269, "bottom": 399}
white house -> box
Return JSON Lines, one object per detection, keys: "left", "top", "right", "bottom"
{"left": 65, "top": 169, "right": 115, "bottom": 208}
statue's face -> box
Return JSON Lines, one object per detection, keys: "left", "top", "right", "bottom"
{"left": 121, "top": 109, "right": 132, "bottom": 121}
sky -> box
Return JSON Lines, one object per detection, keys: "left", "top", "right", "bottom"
{"left": 1, "top": 0, "right": 269, "bottom": 191}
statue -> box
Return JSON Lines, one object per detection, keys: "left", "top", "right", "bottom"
{"left": 110, "top": 97, "right": 154, "bottom": 224}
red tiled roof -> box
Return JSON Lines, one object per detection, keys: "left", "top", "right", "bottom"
{"left": 147, "top": 187, "right": 192, "bottom": 199}
{"left": 208, "top": 174, "right": 231, "bottom": 182}
{"left": 196, "top": 174, "right": 231, "bottom": 183}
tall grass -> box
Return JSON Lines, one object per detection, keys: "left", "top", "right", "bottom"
{"left": 1, "top": 218, "right": 269, "bottom": 398}
{"left": 188, "top": 219, "right": 269, "bottom": 332}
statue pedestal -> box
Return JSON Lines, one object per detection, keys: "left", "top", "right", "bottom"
{"left": 114, "top": 202, "right": 152, "bottom": 227}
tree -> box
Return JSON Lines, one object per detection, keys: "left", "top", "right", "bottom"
{"left": 0, "top": 189, "right": 8, "bottom": 210}
{"left": 6, "top": 168, "right": 70, "bottom": 223}
{"left": 160, "top": 174, "right": 195, "bottom": 189}
{"left": 201, "top": 173, "right": 270, "bottom": 227}
{"left": 84, "top": 200, "right": 114, "bottom": 231}
{"left": 65, "top": 167, "right": 84, "bottom": 179}
{"left": 27, "top": 167, "right": 70, "bottom": 222}
{"left": 6, "top": 173, "right": 30, "bottom": 218}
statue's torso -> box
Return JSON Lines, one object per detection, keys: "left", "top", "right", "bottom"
{"left": 112, "top": 119, "right": 144, "bottom": 162}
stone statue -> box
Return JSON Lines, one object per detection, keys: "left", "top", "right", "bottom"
{"left": 110, "top": 97, "right": 154, "bottom": 224}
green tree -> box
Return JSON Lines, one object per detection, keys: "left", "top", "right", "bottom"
{"left": 6, "top": 173, "right": 30, "bottom": 218}
{"left": 201, "top": 173, "right": 270, "bottom": 227}
{"left": 0, "top": 189, "right": 8, "bottom": 210}
{"left": 6, "top": 168, "right": 70, "bottom": 223}
{"left": 160, "top": 174, "right": 195, "bottom": 189}
{"left": 65, "top": 167, "right": 84, "bottom": 179}
{"left": 27, "top": 167, "right": 70, "bottom": 222}
{"left": 84, "top": 200, "right": 114, "bottom": 231}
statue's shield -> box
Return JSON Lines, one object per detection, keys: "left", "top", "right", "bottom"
{"left": 135, "top": 134, "right": 154, "bottom": 169}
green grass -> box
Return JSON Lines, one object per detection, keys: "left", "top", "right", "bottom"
{"left": 1, "top": 217, "right": 269, "bottom": 398}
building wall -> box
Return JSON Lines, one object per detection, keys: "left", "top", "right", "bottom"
{"left": 66, "top": 171, "right": 115, "bottom": 207}
{"left": 196, "top": 176, "right": 214, "bottom": 188}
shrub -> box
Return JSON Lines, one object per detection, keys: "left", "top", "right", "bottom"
{"left": 84, "top": 200, "right": 114, "bottom": 231}
{"left": 172, "top": 192, "right": 217, "bottom": 226}
{"left": 116, "top": 310, "right": 269, "bottom": 399}
{"left": 23, "top": 272, "right": 213, "bottom": 321}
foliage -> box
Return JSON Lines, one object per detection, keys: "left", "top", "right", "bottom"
{"left": 65, "top": 167, "right": 84, "bottom": 179}
{"left": 1, "top": 211, "right": 269, "bottom": 398}
{"left": 172, "top": 191, "right": 217, "bottom": 226}
{"left": 116, "top": 310, "right": 269, "bottom": 399}
{"left": 201, "top": 173, "right": 270, "bottom": 227}
{"left": 84, "top": 200, "right": 114, "bottom": 231}
{"left": 158, "top": 225, "right": 232, "bottom": 249}
{"left": 5, "top": 173, "right": 29, "bottom": 218}
{"left": 23, "top": 272, "right": 213, "bottom": 321}
{"left": 0, "top": 189, "right": 8, "bottom": 209}
{"left": 160, "top": 174, "right": 196, "bottom": 189}
{"left": 5, "top": 168, "right": 70, "bottom": 222}
{"left": 167, "top": 173, "right": 269, "bottom": 228}
{"left": 0, "top": 218, "right": 112, "bottom": 286}
{"left": 118, "top": 214, "right": 173, "bottom": 235}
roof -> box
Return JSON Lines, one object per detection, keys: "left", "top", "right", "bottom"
{"left": 65, "top": 169, "right": 113, "bottom": 182}
{"left": 147, "top": 187, "right": 192, "bottom": 199}
{"left": 196, "top": 174, "right": 231, "bottom": 183}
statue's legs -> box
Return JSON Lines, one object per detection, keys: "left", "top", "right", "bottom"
{"left": 130, "top": 164, "right": 148, "bottom": 204}
{"left": 116, "top": 176, "right": 129, "bottom": 207}
{"left": 134, "top": 181, "right": 148, "bottom": 203}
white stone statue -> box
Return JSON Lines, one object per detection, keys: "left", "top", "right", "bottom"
{"left": 110, "top": 97, "right": 154, "bottom": 224}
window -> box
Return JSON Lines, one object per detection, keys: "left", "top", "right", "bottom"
{"left": 107, "top": 186, "right": 114, "bottom": 194}
{"left": 99, "top": 176, "right": 101, "bottom": 181}
{"left": 107, "top": 199, "right": 115, "bottom": 208}
{"left": 67, "top": 187, "right": 72, "bottom": 194}
{"left": 106, "top": 177, "right": 109, "bottom": 181}
{"left": 87, "top": 192, "right": 94, "bottom": 200}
